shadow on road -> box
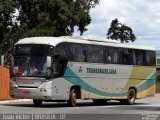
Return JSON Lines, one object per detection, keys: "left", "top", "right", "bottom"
{"left": 1, "top": 101, "right": 149, "bottom": 108}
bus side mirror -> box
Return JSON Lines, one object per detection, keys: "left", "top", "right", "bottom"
{"left": 47, "top": 56, "right": 51, "bottom": 68}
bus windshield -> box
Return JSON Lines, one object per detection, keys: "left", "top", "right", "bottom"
{"left": 11, "top": 44, "right": 54, "bottom": 77}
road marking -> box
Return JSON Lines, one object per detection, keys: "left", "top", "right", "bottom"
{"left": 0, "top": 99, "right": 32, "bottom": 104}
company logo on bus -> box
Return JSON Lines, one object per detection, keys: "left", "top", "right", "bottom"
{"left": 79, "top": 66, "right": 117, "bottom": 74}
{"left": 79, "top": 67, "right": 82, "bottom": 73}
{"left": 86, "top": 68, "right": 117, "bottom": 74}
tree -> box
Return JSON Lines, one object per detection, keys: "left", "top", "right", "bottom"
{"left": 16, "top": 0, "right": 99, "bottom": 37}
{"left": 0, "top": 0, "right": 18, "bottom": 55}
{"left": 0, "top": 0, "right": 99, "bottom": 55}
{"left": 107, "top": 18, "right": 136, "bottom": 43}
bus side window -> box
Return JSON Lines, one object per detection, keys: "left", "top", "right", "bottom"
{"left": 68, "top": 43, "right": 87, "bottom": 62}
{"left": 83, "top": 50, "right": 87, "bottom": 62}
{"left": 109, "top": 48, "right": 118, "bottom": 64}
{"left": 59, "top": 56, "right": 68, "bottom": 76}
{"left": 121, "top": 49, "right": 133, "bottom": 65}
{"left": 146, "top": 51, "right": 156, "bottom": 66}
{"left": 54, "top": 43, "right": 69, "bottom": 77}
{"left": 51, "top": 55, "right": 60, "bottom": 77}
{"left": 104, "top": 49, "right": 111, "bottom": 63}
{"left": 86, "top": 45, "right": 103, "bottom": 63}
{"left": 51, "top": 54, "right": 68, "bottom": 78}
{"left": 107, "top": 55, "right": 112, "bottom": 63}
{"left": 122, "top": 49, "right": 129, "bottom": 64}
{"left": 135, "top": 50, "right": 144, "bottom": 65}
{"left": 132, "top": 50, "right": 136, "bottom": 65}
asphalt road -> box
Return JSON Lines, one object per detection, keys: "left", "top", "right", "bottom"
{"left": 0, "top": 94, "right": 160, "bottom": 120}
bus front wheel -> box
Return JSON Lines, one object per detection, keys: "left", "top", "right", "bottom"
{"left": 33, "top": 99, "right": 42, "bottom": 107}
{"left": 67, "top": 88, "right": 77, "bottom": 107}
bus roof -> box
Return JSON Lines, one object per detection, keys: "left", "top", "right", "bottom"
{"left": 16, "top": 36, "right": 155, "bottom": 51}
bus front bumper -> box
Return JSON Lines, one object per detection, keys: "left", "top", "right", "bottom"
{"left": 10, "top": 87, "right": 66, "bottom": 100}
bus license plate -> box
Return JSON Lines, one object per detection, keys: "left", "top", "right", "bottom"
{"left": 23, "top": 90, "right": 30, "bottom": 95}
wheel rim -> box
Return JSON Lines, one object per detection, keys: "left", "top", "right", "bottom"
{"left": 129, "top": 90, "right": 135, "bottom": 103}
{"left": 72, "top": 92, "right": 77, "bottom": 104}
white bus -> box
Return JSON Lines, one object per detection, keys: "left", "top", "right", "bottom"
{"left": 10, "top": 36, "right": 156, "bottom": 106}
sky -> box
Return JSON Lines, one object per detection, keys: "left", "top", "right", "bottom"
{"left": 73, "top": 0, "right": 160, "bottom": 50}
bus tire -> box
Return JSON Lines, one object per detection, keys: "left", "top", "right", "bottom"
{"left": 127, "top": 88, "right": 136, "bottom": 105}
{"left": 67, "top": 88, "right": 77, "bottom": 107}
{"left": 33, "top": 99, "right": 42, "bottom": 107}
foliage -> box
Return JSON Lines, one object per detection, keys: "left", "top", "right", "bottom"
{"left": 107, "top": 18, "right": 136, "bottom": 43}
{"left": 16, "top": 0, "right": 99, "bottom": 37}
{"left": 0, "top": 0, "right": 99, "bottom": 56}
{"left": 0, "top": 0, "right": 18, "bottom": 54}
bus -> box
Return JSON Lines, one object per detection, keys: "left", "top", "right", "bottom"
{"left": 10, "top": 36, "right": 156, "bottom": 107}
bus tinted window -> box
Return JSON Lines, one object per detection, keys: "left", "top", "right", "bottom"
{"left": 145, "top": 51, "right": 155, "bottom": 66}
{"left": 56, "top": 43, "right": 67, "bottom": 58}
{"left": 86, "top": 45, "right": 103, "bottom": 63}
{"left": 135, "top": 50, "right": 144, "bottom": 65}
{"left": 15, "top": 45, "right": 31, "bottom": 56}
{"left": 15, "top": 44, "right": 53, "bottom": 56}
{"left": 121, "top": 49, "right": 133, "bottom": 65}
{"left": 56, "top": 43, "right": 74, "bottom": 61}
{"left": 107, "top": 47, "right": 118, "bottom": 64}
{"left": 55, "top": 42, "right": 155, "bottom": 66}
{"left": 104, "top": 48, "right": 111, "bottom": 63}
{"left": 69, "top": 43, "right": 87, "bottom": 62}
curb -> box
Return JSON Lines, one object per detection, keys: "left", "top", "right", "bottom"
{"left": 0, "top": 99, "right": 32, "bottom": 104}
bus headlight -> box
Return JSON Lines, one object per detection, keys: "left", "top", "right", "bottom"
{"left": 40, "top": 88, "right": 47, "bottom": 93}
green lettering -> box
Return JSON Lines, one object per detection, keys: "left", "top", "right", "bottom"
{"left": 86, "top": 68, "right": 117, "bottom": 74}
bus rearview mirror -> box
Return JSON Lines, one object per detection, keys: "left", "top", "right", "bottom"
{"left": 47, "top": 56, "right": 51, "bottom": 68}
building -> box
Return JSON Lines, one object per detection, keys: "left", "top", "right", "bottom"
{"left": 156, "top": 50, "right": 160, "bottom": 81}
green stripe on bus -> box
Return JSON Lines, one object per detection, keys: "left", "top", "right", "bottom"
{"left": 64, "top": 68, "right": 156, "bottom": 97}
{"left": 64, "top": 68, "right": 127, "bottom": 97}
{"left": 137, "top": 73, "right": 156, "bottom": 92}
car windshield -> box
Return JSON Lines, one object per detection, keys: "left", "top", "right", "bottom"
{"left": 11, "top": 44, "right": 54, "bottom": 77}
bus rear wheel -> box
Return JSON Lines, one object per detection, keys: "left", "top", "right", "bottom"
{"left": 120, "top": 89, "right": 136, "bottom": 105}
{"left": 33, "top": 99, "right": 42, "bottom": 107}
{"left": 127, "top": 88, "right": 136, "bottom": 105}
{"left": 67, "top": 88, "right": 77, "bottom": 107}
